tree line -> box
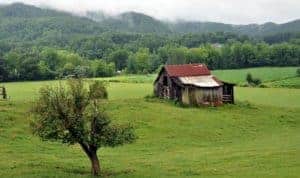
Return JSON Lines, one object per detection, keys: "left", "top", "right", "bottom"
{"left": 0, "top": 32, "right": 300, "bottom": 82}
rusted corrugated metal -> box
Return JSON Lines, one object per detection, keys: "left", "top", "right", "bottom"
{"left": 165, "top": 64, "right": 211, "bottom": 77}
{"left": 179, "top": 75, "right": 223, "bottom": 87}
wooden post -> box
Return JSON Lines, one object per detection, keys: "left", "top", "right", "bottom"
{"left": 3, "top": 86, "right": 7, "bottom": 99}
{"left": 0, "top": 86, "right": 7, "bottom": 99}
{"left": 231, "top": 86, "right": 234, "bottom": 104}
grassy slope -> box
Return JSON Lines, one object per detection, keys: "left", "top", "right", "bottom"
{"left": 236, "top": 87, "right": 300, "bottom": 108}
{"left": 266, "top": 77, "right": 300, "bottom": 89}
{"left": 4, "top": 80, "right": 300, "bottom": 107}
{"left": 212, "top": 67, "right": 299, "bottom": 84}
{"left": 1, "top": 99, "right": 299, "bottom": 178}
{"left": 91, "top": 67, "right": 299, "bottom": 88}
{"left": 0, "top": 79, "right": 300, "bottom": 178}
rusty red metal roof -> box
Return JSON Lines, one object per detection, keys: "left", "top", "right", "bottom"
{"left": 164, "top": 64, "right": 211, "bottom": 77}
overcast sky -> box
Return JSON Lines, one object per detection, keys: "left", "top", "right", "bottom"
{"left": 1, "top": 0, "right": 300, "bottom": 24}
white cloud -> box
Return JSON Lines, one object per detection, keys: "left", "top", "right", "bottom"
{"left": 1, "top": 0, "right": 299, "bottom": 24}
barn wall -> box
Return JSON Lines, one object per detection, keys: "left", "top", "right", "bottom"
{"left": 154, "top": 70, "right": 167, "bottom": 98}
{"left": 154, "top": 69, "right": 180, "bottom": 100}
{"left": 181, "top": 88, "right": 190, "bottom": 104}
{"left": 181, "top": 87, "right": 223, "bottom": 106}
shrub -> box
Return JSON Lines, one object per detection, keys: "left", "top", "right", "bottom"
{"left": 246, "top": 73, "right": 262, "bottom": 86}
{"left": 252, "top": 78, "right": 262, "bottom": 86}
{"left": 258, "top": 84, "right": 268, "bottom": 88}
{"left": 246, "top": 73, "right": 253, "bottom": 84}
{"left": 297, "top": 68, "right": 300, "bottom": 76}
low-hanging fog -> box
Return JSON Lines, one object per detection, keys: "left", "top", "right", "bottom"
{"left": 1, "top": 0, "right": 300, "bottom": 24}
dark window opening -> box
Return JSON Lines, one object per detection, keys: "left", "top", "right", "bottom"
{"left": 163, "top": 76, "right": 168, "bottom": 86}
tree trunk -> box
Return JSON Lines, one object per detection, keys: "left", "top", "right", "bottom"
{"left": 90, "top": 150, "right": 100, "bottom": 176}
{"left": 80, "top": 143, "right": 101, "bottom": 176}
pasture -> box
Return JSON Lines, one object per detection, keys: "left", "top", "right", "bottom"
{"left": 212, "top": 67, "right": 299, "bottom": 84}
{"left": 0, "top": 69, "right": 300, "bottom": 178}
{"left": 90, "top": 67, "right": 300, "bottom": 88}
{"left": 4, "top": 78, "right": 300, "bottom": 107}
{"left": 266, "top": 77, "right": 300, "bottom": 89}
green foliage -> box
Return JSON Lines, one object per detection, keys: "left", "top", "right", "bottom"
{"left": 167, "top": 47, "right": 188, "bottom": 64}
{"left": 297, "top": 68, "right": 300, "bottom": 76}
{"left": 31, "top": 79, "right": 135, "bottom": 145}
{"left": 246, "top": 73, "right": 252, "bottom": 84}
{"left": 91, "top": 60, "right": 115, "bottom": 77}
{"left": 246, "top": 73, "right": 262, "bottom": 86}
{"left": 108, "top": 49, "right": 129, "bottom": 70}
{"left": 89, "top": 81, "right": 108, "bottom": 100}
{"left": 0, "top": 58, "right": 8, "bottom": 82}
{"left": 134, "top": 48, "right": 150, "bottom": 73}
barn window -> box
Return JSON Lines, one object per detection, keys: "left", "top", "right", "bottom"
{"left": 163, "top": 76, "right": 168, "bottom": 86}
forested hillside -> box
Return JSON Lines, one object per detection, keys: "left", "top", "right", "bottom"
{"left": 0, "top": 3, "right": 105, "bottom": 45}
{"left": 88, "top": 11, "right": 171, "bottom": 33}
{"left": 88, "top": 11, "right": 300, "bottom": 36}
{"left": 0, "top": 3, "right": 299, "bottom": 82}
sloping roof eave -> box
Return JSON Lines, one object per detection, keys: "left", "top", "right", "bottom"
{"left": 178, "top": 75, "right": 223, "bottom": 88}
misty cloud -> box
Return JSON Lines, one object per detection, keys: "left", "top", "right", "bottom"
{"left": 1, "top": 0, "right": 299, "bottom": 24}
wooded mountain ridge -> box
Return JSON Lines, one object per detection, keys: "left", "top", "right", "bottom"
{"left": 87, "top": 11, "right": 300, "bottom": 36}
{"left": 1, "top": 3, "right": 300, "bottom": 36}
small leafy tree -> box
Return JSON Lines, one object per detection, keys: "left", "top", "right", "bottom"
{"left": 246, "top": 73, "right": 253, "bottom": 84}
{"left": 297, "top": 68, "right": 300, "bottom": 77}
{"left": 31, "top": 79, "right": 136, "bottom": 176}
{"left": 246, "top": 73, "right": 261, "bottom": 86}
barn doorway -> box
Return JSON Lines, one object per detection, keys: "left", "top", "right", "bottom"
{"left": 222, "top": 84, "right": 234, "bottom": 104}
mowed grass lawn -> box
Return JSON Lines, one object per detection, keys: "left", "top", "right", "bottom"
{"left": 0, "top": 78, "right": 300, "bottom": 178}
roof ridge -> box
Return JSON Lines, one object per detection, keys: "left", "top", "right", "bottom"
{"left": 164, "top": 63, "right": 206, "bottom": 67}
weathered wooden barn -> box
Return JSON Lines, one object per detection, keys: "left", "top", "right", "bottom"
{"left": 154, "top": 64, "right": 234, "bottom": 106}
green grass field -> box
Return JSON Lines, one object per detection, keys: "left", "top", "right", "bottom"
{"left": 4, "top": 80, "right": 300, "bottom": 108}
{"left": 212, "top": 67, "right": 299, "bottom": 85}
{"left": 0, "top": 68, "right": 300, "bottom": 178}
{"left": 77, "top": 67, "right": 299, "bottom": 85}
{"left": 265, "top": 77, "right": 300, "bottom": 89}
